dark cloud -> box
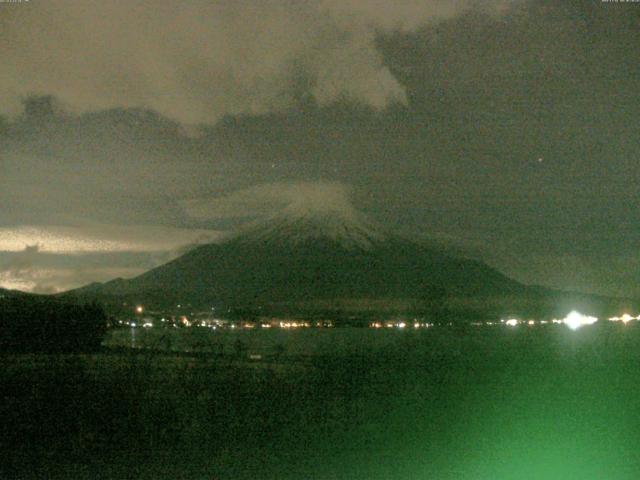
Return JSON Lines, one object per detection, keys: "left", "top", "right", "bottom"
{"left": 0, "top": 0, "right": 519, "bottom": 123}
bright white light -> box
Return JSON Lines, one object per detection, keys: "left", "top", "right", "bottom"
{"left": 621, "top": 314, "right": 634, "bottom": 324}
{"left": 397, "top": 322, "right": 406, "bottom": 329}
{"left": 505, "top": 319, "right": 519, "bottom": 327}
{"left": 527, "top": 320, "right": 535, "bottom": 326}
{"left": 562, "top": 311, "right": 598, "bottom": 330}
{"left": 130, "top": 322, "right": 137, "bottom": 328}
{"left": 135, "top": 306, "right": 143, "bottom": 314}
{"left": 608, "top": 313, "right": 639, "bottom": 324}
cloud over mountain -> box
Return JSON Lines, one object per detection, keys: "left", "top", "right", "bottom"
{"left": 181, "top": 181, "right": 356, "bottom": 221}
{"left": 0, "top": 0, "right": 516, "bottom": 123}
{"left": 2, "top": 1, "right": 640, "bottom": 298}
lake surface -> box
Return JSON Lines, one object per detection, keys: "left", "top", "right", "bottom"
{"left": 4, "top": 322, "right": 640, "bottom": 479}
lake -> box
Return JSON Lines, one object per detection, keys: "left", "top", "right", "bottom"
{"left": 3, "top": 321, "right": 640, "bottom": 479}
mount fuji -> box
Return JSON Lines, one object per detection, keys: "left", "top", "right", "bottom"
{"left": 66, "top": 187, "right": 529, "bottom": 315}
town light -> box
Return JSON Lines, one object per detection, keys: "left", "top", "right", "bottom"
{"left": 562, "top": 311, "right": 597, "bottom": 330}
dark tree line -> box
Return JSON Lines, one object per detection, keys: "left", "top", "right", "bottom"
{"left": 0, "top": 297, "right": 107, "bottom": 353}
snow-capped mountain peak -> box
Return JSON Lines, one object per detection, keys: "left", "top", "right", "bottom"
{"left": 232, "top": 184, "right": 387, "bottom": 249}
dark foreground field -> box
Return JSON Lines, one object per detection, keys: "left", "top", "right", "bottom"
{"left": 3, "top": 324, "right": 640, "bottom": 479}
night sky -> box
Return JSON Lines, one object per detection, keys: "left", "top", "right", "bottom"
{"left": 0, "top": 0, "right": 638, "bottom": 297}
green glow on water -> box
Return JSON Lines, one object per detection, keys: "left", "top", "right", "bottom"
{"left": 98, "top": 324, "right": 640, "bottom": 479}
{"left": 413, "top": 357, "right": 639, "bottom": 478}
{"left": 294, "top": 328, "right": 640, "bottom": 480}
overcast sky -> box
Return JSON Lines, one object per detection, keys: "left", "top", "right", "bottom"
{"left": 1, "top": 0, "right": 639, "bottom": 297}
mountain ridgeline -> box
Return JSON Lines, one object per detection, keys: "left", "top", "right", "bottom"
{"left": 65, "top": 202, "right": 634, "bottom": 320}
{"left": 67, "top": 204, "right": 517, "bottom": 308}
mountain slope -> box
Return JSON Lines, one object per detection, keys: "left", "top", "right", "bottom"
{"left": 66, "top": 200, "right": 525, "bottom": 310}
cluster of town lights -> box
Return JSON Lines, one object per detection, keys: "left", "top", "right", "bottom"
{"left": 121, "top": 308, "right": 335, "bottom": 329}
{"left": 123, "top": 305, "right": 640, "bottom": 331}
{"left": 503, "top": 311, "right": 598, "bottom": 330}
{"left": 609, "top": 313, "right": 640, "bottom": 324}
{"left": 369, "top": 321, "right": 435, "bottom": 329}
{"left": 502, "top": 311, "right": 640, "bottom": 330}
